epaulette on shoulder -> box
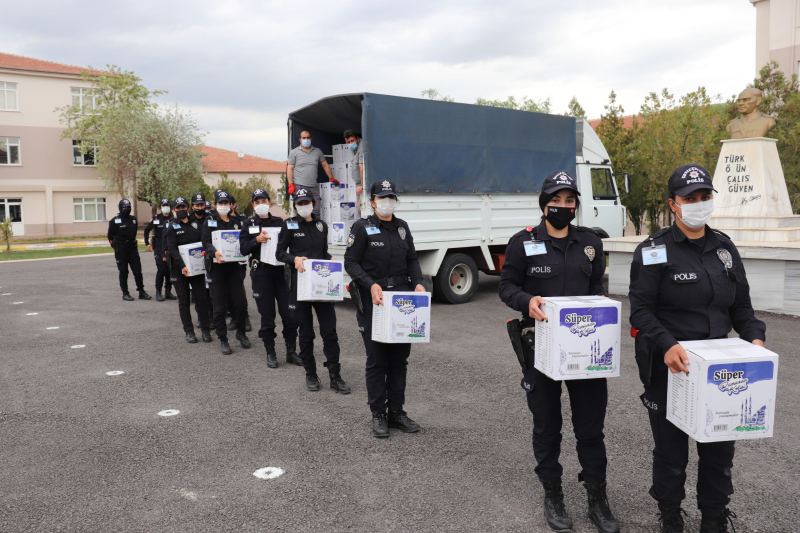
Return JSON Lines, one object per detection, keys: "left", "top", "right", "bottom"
{"left": 575, "top": 225, "right": 598, "bottom": 235}
{"left": 712, "top": 228, "right": 731, "bottom": 240}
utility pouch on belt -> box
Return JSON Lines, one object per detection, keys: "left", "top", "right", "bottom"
{"left": 506, "top": 318, "right": 531, "bottom": 370}
{"left": 284, "top": 263, "right": 292, "bottom": 291}
{"left": 634, "top": 333, "right": 655, "bottom": 387}
{"left": 348, "top": 282, "right": 364, "bottom": 315}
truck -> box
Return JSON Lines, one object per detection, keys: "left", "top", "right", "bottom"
{"left": 287, "top": 93, "right": 630, "bottom": 304}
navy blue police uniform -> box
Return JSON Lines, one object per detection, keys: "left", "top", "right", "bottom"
{"left": 629, "top": 164, "right": 766, "bottom": 527}
{"left": 164, "top": 197, "right": 212, "bottom": 342}
{"left": 143, "top": 198, "right": 175, "bottom": 300}
{"left": 344, "top": 180, "right": 425, "bottom": 436}
{"left": 107, "top": 198, "right": 150, "bottom": 300}
{"left": 201, "top": 189, "right": 251, "bottom": 353}
{"left": 239, "top": 189, "right": 299, "bottom": 366}
{"left": 275, "top": 186, "right": 348, "bottom": 393}
{"left": 227, "top": 205, "right": 250, "bottom": 330}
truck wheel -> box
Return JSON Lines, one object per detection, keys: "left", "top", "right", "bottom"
{"left": 433, "top": 253, "right": 479, "bottom": 304}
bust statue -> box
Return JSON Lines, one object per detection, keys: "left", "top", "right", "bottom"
{"left": 726, "top": 87, "right": 776, "bottom": 139}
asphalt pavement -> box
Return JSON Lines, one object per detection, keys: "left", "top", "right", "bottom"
{"left": 1, "top": 252, "right": 797, "bottom": 533}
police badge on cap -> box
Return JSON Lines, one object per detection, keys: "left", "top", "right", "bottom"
{"left": 669, "top": 164, "right": 718, "bottom": 196}
{"left": 542, "top": 171, "right": 581, "bottom": 196}
{"left": 174, "top": 196, "right": 189, "bottom": 207}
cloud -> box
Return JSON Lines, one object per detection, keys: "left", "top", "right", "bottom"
{"left": 2, "top": 0, "right": 757, "bottom": 159}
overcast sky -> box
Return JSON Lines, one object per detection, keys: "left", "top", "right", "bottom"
{"left": 3, "top": 0, "right": 757, "bottom": 161}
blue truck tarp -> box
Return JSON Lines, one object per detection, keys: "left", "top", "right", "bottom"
{"left": 288, "top": 93, "right": 576, "bottom": 194}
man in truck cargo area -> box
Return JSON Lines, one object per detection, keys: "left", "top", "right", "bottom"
{"left": 287, "top": 130, "right": 336, "bottom": 218}
{"left": 344, "top": 129, "right": 364, "bottom": 216}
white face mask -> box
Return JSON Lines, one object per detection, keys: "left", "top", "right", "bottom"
{"left": 296, "top": 204, "right": 314, "bottom": 218}
{"left": 374, "top": 197, "right": 397, "bottom": 217}
{"left": 217, "top": 205, "right": 231, "bottom": 216}
{"left": 254, "top": 204, "right": 270, "bottom": 217}
{"left": 675, "top": 198, "right": 714, "bottom": 230}
{"left": 161, "top": 206, "right": 170, "bottom": 215}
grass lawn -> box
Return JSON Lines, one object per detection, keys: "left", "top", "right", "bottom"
{"left": 10, "top": 232, "right": 146, "bottom": 245}
{"left": 0, "top": 244, "right": 147, "bottom": 262}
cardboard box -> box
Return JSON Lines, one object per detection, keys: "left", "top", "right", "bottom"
{"left": 297, "top": 259, "right": 344, "bottom": 301}
{"left": 178, "top": 242, "right": 206, "bottom": 276}
{"left": 330, "top": 202, "right": 357, "bottom": 222}
{"left": 667, "top": 338, "right": 778, "bottom": 442}
{"left": 321, "top": 182, "right": 355, "bottom": 203}
{"left": 534, "top": 296, "right": 621, "bottom": 380}
{"left": 258, "top": 227, "right": 283, "bottom": 266}
{"left": 211, "top": 229, "right": 244, "bottom": 262}
{"left": 372, "top": 291, "right": 431, "bottom": 343}
{"left": 320, "top": 202, "right": 332, "bottom": 224}
{"left": 328, "top": 221, "right": 352, "bottom": 245}
{"left": 332, "top": 144, "right": 345, "bottom": 165}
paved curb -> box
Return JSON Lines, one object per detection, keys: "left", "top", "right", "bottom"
{"left": 9, "top": 241, "right": 114, "bottom": 251}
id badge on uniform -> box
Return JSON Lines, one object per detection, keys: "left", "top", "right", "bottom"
{"left": 115, "top": 218, "right": 121, "bottom": 224}
{"left": 366, "top": 226, "right": 381, "bottom": 235}
{"left": 524, "top": 240, "right": 547, "bottom": 256}
{"left": 248, "top": 226, "right": 260, "bottom": 234}
{"left": 172, "top": 224, "right": 181, "bottom": 229}
{"left": 153, "top": 220, "right": 160, "bottom": 225}
{"left": 208, "top": 220, "right": 217, "bottom": 227}
{"left": 642, "top": 244, "right": 667, "bottom": 265}
{"left": 287, "top": 222, "right": 299, "bottom": 230}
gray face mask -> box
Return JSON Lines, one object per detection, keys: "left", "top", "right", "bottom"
{"left": 296, "top": 204, "right": 313, "bottom": 218}
{"left": 254, "top": 204, "right": 270, "bottom": 217}
{"left": 675, "top": 199, "right": 714, "bottom": 230}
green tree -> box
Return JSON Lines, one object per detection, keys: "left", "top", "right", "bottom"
{"left": 564, "top": 96, "right": 587, "bottom": 119}
{"left": 420, "top": 88, "right": 454, "bottom": 102}
{"left": 1, "top": 217, "right": 12, "bottom": 260}
{"left": 276, "top": 174, "right": 291, "bottom": 213}
{"left": 475, "top": 95, "right": 552, "bottom": 113}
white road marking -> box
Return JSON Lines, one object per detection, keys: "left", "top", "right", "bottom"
{"left": 12, "top": 301, "right": 23, "bottom": 305}
{"left": 71, "top": 345, "right": 86, "bottom": 348}
{"left": 26, "top": 312, "right": 38, "bottom": 316}
{"left": 1, "top": 293, "right": 10, "bottom": 296}
{"left": 106, "top": 371, "right": 125, "bottom": 376}
{"left": 158, "top": 409, "right": 180, "bottom": 417}
{"left": 178, "top": 489, "right": 198, "bottom": 501}
{"left": 46, "top": 327, "right": 60, "bottom": 330}
{"left": 253, "top": 467, "right": 285, "bottom": 480}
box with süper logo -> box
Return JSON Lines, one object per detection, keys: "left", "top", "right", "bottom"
{"left": 534, "top": 296, "right": 621, "bottom": 380}
{"left": 178, "top": 242, "right": 206, "bottom": 276}
{"left": 258, "top": 227, "right": 283, "bottom": 266}
{"left": 328, "top": 221, "right": 352, "bottom": 246}
{"left": 668, "top": 338, "right": 778, "bottom": 442}
{"left": 372, "top": 291, "right": 431, "bottom": 344}
{"left": 211, "top": 230, "right": 244, "bottom": 262}
{"left": 297, "top": 259, "right": 344, "bottom": 301}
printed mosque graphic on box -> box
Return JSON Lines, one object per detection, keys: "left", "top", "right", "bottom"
{"left": 372, "top": 292, "right": 432, "bottom": 344}
{"left": 706, "top": 361, "right": 774, "bottom": 435}
{"left": 297, "top": 260, "right": 344, "bottom": 302}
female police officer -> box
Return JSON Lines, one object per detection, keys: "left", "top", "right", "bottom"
{"left": 629, "top": 164, "right": 766, "bottom": 533}
{"left": 164, "top": 196, "right": 212, "bottom": 343}
{"left": 275, "top": 186, "right": 350, "bottom": 394}
{"left": 499, "top": 171, "right": 618, "bottom": 533}
{"left": 239, "top": 188, "right": 301, "bottom": 368}
{"left": 344, "top": 180, "right": 425, "bottom": 439}
{"left": 202, "top": 189, "right": 252, "bottom": 355}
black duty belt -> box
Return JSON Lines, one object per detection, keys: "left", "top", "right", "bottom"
{"left": 374, "top": 276, "right": 409, "bottom": 289}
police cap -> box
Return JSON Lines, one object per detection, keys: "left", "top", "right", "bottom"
{"left": 669, "top": 164, "right": 718, "bottom": 196}
{"left": 542, "top": 171, "right": 581, "bottom": 196}
{"left": 370, "top": 180, "right": 398, "bottom": 198}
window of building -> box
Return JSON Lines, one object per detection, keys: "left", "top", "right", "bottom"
{"left": 70, "top": 87, "right": 99, "bottom": 114}
{"left": 73, "top": 140, "right": 98, "bottom": 166}
{"left": 0, "top": 198, "right": 23, "bottom": 222}
{"left": 0, "top": 82, "right": 18, "bottom": 111}
{"left": 590, "top": 168, "right": 617, "bottom": 199}
{"left": 73, "top": 197, "right": 107, "bottom": 222}
{"left": 0, "top": 137, "right": 21, "bottom": 165}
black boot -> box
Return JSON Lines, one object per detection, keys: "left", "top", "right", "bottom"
{"left": 122, "top": 292, "right": 134, "bottom": 301}
{"left": 304, "top": 363, "right": 320, "bottom": 391}
{"left": 372, "top": 412, "right": 390, "bottom": 438}
{"left": 388, "top": 409, "right": 420, "bottom": 433}
{"left": 285, "top": 342, "right": 303, "bottom": 366}
{"left": 138, "top": 289, "right": 152, "bottom": 300}
{"left": 265, "top": 344, "right": 278, "bottom": 368}
{"left": 165, "top": 289, "right": 177, "bottom": 300}
{"left": 657, "top": 504, "right": 687, "bottom": 533}
{"left": 542, "top": 481, "right": 573, "bottom": 532}
{"left": 228, "top": 316, "right": 236, "bottom": 329}
{"left": 156, "top": 291, "right": 165, "bottom": 302}
{"left": 185, "top": 330, "right": 198, "bottom": 343}
{"left": 236, "top": 331, "right": 252, "bottom": 349}
{"left": 245, "top": 315, "right": 252, "bottom": 332}
{"left": 583, "top": 482, "right": 619, "bottom": 533}
{"left": 327, "top": 363, "right": 351, "bottom": 394}
{"left": 699, "top": 509, "right": 736, "bottom": 533}
{"left": 201, "top": 329, "right": 212, "bottom": 343}
{"left": 220, "top": 337, "right": 232, "bottom": 355}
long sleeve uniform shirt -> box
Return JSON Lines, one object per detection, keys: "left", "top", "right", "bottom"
{"left": 107, "top": 213, "right": 138, "bottom": 245}
{"left": 165, "top": 217, "right": 204, "bottom": 271}
{"left": 275, "top": 216, "right": 331, "bottom": 266}
{"left": 239, "top": 214, "right": 284, "bottom": 260}
{"left": 344, "top": 214, "right": 423, "bottom": 288}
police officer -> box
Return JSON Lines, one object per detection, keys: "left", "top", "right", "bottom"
{"left": 344, "top": 180, "right": 425, "bottom": 438}
{"left": 107, "top": 198, "right": 151, "bottom": 301}
{"left": 165, "top": 197, "right": 213, "bottom": 344}
{"left": 275, "top": 186, "right": 350, "bottom": 394}
{"left": 190, "top": 193, "right": 208, "bottom": 223}
{"left": 239, "top": 188, "right": 301, "bottom": 368}
{"left": 498, "top": 171, "right": 618, "bottom": 533}
{"left": 144, "top": 198, "right": 177, "bottom": 302}
{"left": 629, "top": 164, "right": 766, "bottom": 533}
{"left": 202, "top": 189, "right": 252, "bottom": 355}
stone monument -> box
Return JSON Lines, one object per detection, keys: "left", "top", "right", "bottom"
{"left": 726, "top": 88, "right": 776, "bottom": 139}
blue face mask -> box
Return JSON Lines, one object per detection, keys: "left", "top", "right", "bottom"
{"left": 301, "top": 139, "right": 311, "bottom": 148}
{"left": 348, "top": 142, "right": 358, "bottom": 151}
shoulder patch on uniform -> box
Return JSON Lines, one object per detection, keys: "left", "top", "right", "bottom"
{"left": 717, "top": 248, "right": 733, "bottom": 269}
{"left": 347, "top": 234, "right": 355, "bottom": 247}
{"left": 398, "top": 226, "right": 406, "bottom": 240}
{"left": 316, "top": 221, "right": 324, "bottom": 232}
{"left": 584, "top": 246, "right": 596, "bottom": 261}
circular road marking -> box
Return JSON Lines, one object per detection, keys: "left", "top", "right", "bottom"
{"left": 106, "top": 371, "right": 125, "bottom": 376}
{"left": 158, "top": 409, "right": 180, "bottom": 417}
{"left": 253, "top": 467, "right": 285, "bottom": 480}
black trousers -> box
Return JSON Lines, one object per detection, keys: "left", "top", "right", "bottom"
{"left": 251, "top": 264, "right": 296, "bottom": 346}
{"left": 643, "top": 358, "right": 735, "bottom": 515}
{"left": 207, "top": 262, "right": 247, "bottom": 340}
{"left": 356, "top": 286, "right": 412, "bottom": 414}
{"left": 171, "top": 269, "right": 211, "bottom": 333}
{"left": 152, "top": 243, "right": 171, "bottom": 292}
{"left": 228, "top": 264, "right": 248, "bottom": 320}
{"left": 114, "top": 244, "right": 144, "bottom": 293}
{"left": 288, "top": 269, "right": 339, "bottom": 366}
{"left": 522, "top": 346, "right": 608, "bottom": 484}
